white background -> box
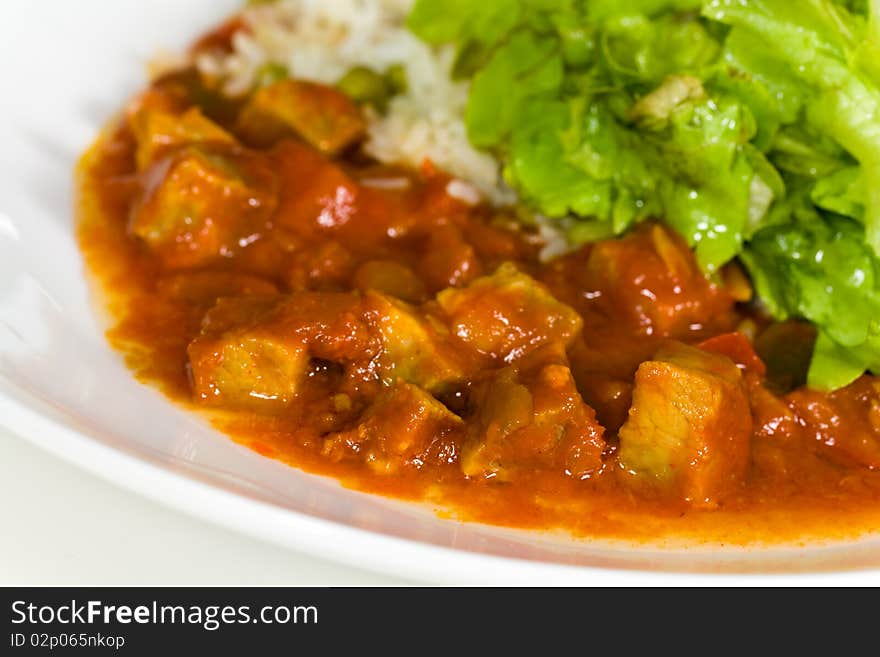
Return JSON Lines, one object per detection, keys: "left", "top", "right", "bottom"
{"left": 0, "top": 427, "right": 409, "bottom": 586}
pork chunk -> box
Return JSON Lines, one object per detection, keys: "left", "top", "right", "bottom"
{"left": 275, "top": 292, "right": 378, "bottom": 364}
{"left": 437, "top": 263, "right": 582, "bottom": 363}
{"left": 363, "top": 291, "right": 470, "bottom": 393}
{"left": 130, "top": 106, "right": 236, "bottom": 170}
{"left": 188, "top": 293, "right": 377, "bottom": 411}
{"left": 461, "top": 346, "right": 605, "bottom": 481}
{"left": 237, "top": 80, "right": 366, "bottom": 154}
{"left": 322, "top": 383, "right": 464, "bottom": 474}
{"left": 353, "top": 260, "right": 427, "bottom": 304}
{"left": 270, "top": 141, "right": 361, "bottom": 235}
{"left": 188, "top": 297, "right": 307, "bottom": 410}
{"left": 787, "top": 376, "right": 880, "bottom": 469}
{"left": 584, "top": 224, "right": 734, "bottom": 337}
{"left": 617, "top": 342, "right": 752, "bottom": 506}
{"left": 130, "top": 145, "right": 278, "bottom": 269}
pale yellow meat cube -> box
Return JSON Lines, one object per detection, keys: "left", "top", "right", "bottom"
{"left": 437, "top": 263, "right": 582, "bottom": 363}
{"left": 237, "top": 79, "right": 366, "bottom": 154}
{"left": 363, "top": 291, "right": 469, "bottom": 393}
{"left": 618, "top": 342, "right": 752, "bottom": 507}
{"left": 323, "top": 383, "right": 464, "bottom": 474}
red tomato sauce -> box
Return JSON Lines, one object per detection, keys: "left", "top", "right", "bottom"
{"left": 75, "top": 53, "right": 880, "bottom": 546}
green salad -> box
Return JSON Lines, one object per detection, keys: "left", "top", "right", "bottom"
{"left": 405, "top": 0, "right": 880, "bottom": 391}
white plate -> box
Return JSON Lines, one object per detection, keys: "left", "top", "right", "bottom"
{"left": 3, "top": 0, "right": 880, "bottom": 585}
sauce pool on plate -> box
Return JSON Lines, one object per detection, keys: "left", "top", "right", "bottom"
{"left": 76, "top": 24, "right": 880, "bottom": 546}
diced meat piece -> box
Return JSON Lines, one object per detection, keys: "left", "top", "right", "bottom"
{"left": 188, "top": 292, "right": 379, "bottom": 410}
{"left": 787, "top": 376, "right": 880, "bottom": 469}
{"left": 698, "top": 332, "right": 767, "bottom": 378}
{"left": 188, "top": 297, "right": 307, "bottom": 411}
{"left": 130, "top": 145, "right": 278, "bottom": 269}
{"left": 581, "top": 223, "right": 735, "bottom": 337}
{"left": 270, "top": 141, "right": 423, "bottom": 251}
{"left": 271, "top": 141, "right": 361, "bottom": 235}
{"left": 460, "top": 368, "right": 534, "bottom": 480}
{"left": 188, "top": 334, "right": 307, "bottom": 410}
{"left": 275, "top": 292, "right": 378, "bottom": 364}
{"left": 363, "top": 291, "right": 470, "bottom": 393}
{"left": 436, "top": 263, "right": 583, "bottom": 363}
{"left": 157, "top": 271, "right": 278, "bottom": 305}
{"left": 202, "top": 292, "right": 376, "bottom": 365}
{"left": 322, "top": 383, "right": 464, "bottom": 474}
{"left": 617, "top": 341, "right": 752, "bottom": 507}
{"left": 237, "top": 80, "right": 366, "bottom": 154}
{"left": 353, "top": 260, "right": 427, "bottom": 304}
{"left": 130, "top": 106, "right": 236, "bottom": 170}
{"left": 461, "top": 346, "right": 605, "bottom": 481}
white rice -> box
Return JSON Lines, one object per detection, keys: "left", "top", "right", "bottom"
{"left": 194, "top": 0, "right": 514, "bottom": 204}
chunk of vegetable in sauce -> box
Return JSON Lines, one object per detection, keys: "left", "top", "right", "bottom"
{"left": 337, "top": 64, "right": 408, "bottom": 113}
{"left": 337, "top": 66, "right": 394, "bottom": 112}
{"left": 698, "top": 332, "right": 767, "bottom": 378}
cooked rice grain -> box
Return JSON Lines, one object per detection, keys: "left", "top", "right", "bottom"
{"left": 195, "top": 0, "right": 513, "bottom": 204}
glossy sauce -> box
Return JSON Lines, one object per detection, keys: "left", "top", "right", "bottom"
{"left": 76, "top": 51, "right": 880, "bottom": 546}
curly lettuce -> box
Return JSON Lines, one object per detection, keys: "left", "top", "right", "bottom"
{"left": 743, "top": 208, "right": 880, "bottom": 390}
{"left": 409, "top": 0, "right": 880, "bottom": 390}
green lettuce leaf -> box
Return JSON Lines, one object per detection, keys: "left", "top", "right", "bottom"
{"left": 406, "top": 0, "right": 523, "bottom": 47}
{"left": 704, "top": 0, "right": 880, "bottom": 253}
{"left": 742, "top": 211, "right": 880, "bottom": 389}
{"left": 407, "top": 0, "right": 880, "bottom": 389}
{"left": 466, "top": 31, "right": 564, "bottom": 148}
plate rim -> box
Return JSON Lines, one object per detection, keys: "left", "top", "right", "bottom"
{"left": 2, "top": 0, "right": 880, "bottom": 586}
{"left": 4, "top": 377, "right": 878, "bottom": 586}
